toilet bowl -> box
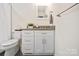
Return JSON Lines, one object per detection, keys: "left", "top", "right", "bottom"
{"left": 1, "top": 39, "right": 20, "bottom": 56}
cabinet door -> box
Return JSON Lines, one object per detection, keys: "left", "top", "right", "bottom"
{"left": 45, "top": 35, "right": 55, "bottom": 53}
{"left": 35, "top": 35, "right": 44, "bottom": 53}
{"left": 35, "top": 31, "right": 55, "bottom": 54}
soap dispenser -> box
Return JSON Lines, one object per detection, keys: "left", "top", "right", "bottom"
{"left": 49, "top": 11, "right": 53, "bottom": 26}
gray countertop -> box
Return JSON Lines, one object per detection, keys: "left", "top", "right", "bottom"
{"left": 15, "top": 26, "right": 55, "bottom": 31}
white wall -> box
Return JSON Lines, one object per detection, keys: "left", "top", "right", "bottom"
{"left": 0, "top": 3, "right": 11, "bottom": 43}
{"left": 52, "top": 3, "right": 79, "bottom": 56}
{"left": 12, "top": 3, "right": 52, "bottom": 31}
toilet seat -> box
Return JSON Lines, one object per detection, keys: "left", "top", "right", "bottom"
{"left": 1, "top": 39, "right": 18, "bottom": 46}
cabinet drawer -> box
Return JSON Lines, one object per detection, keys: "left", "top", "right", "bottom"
{"left": 22, "top": 31, "right": 34, "bottom": 37}
{"left": 22, "top": 34, "right": 33, "bottom": 37}
{"left": 22, "top": 39, "right": 33, "bottom": 42}
{"left": 22, "top": 36, "right": 33, "bottom": 40}
{"left": 22, "top": 41, "right": 33, "bottom": 44}
{"left": 22, "top": 35, "right": 33, "bottom": 39}
{"left": 22, "top": 37, "right": 34, "bottom": 43}
{"left": 22, "top": 44, "right": 33, "bottom": 49}
{"left": 22, "top": 48, "right": 33, "bottom": 53}
{"left": 35, "top": 31, "right": 54, "bottom": 37}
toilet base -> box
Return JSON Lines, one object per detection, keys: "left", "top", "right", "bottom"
{"left": 4, "top": 45, "right": 19, "bottom": 56}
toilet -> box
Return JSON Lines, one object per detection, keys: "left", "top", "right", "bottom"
{"left": 0, "top": 31, "right": 21, "bottom": 56}
{"left": 1, "top": 39, "right": 19, "bottom": 56}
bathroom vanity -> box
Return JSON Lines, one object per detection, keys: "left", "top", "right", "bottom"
{"left": 17, "top": 26, "right": 55, "bottom": 56}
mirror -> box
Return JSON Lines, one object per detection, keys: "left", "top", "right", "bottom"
{"left": 37, "top": 6, "right": 48, "bottom": 18}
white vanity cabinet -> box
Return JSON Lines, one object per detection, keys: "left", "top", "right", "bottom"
{"left": 35, "top": 30, "right": 55, "bottom": 55}
{"left": 21, "top": 29, "right": 55, "bottom": 55}
{"left": 21, "top": 30, "right": 34, "bottom": 55}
